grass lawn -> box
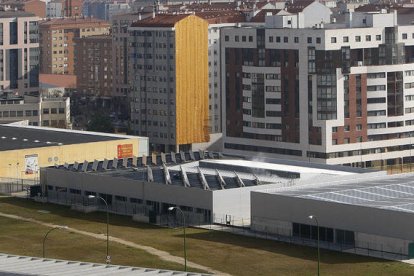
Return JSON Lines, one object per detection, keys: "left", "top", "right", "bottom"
{"left": 0, "top": 197, "right": 413, "bottom": 275}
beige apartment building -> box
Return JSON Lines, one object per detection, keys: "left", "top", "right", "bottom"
{"left": 39, "top": 17, "right": 110, "bottom": 75}
{"left": 0, "top": 91, "right": 71, "bottom": 128}
{"left": 0, "top": 11, "right": 40, "bottom": 96}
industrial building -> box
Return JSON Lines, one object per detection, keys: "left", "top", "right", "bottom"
{"left": 251, "top": 172, "right": 414, "bottom": 258}
{"left": 0, "top": 124, "right": 148, "bottom": 181}
{"left": 40, "top": 155, "right": 375, "bottom": 226}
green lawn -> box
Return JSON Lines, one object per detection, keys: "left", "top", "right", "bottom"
{"left": 0, "top": 197, "right": 413, "bottom": 275}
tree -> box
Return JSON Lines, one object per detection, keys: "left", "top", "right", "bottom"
{"left": 87, "top": 113, "right": 114, "bottom": 133}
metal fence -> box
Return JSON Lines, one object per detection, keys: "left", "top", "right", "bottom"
{"left": 0, "top": 177, "right": 35, "bottom": 195}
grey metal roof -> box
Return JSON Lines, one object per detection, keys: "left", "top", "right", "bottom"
{"left": 0, "top": 253, "right": 210, "bottom": 276}
{"left": 0, "top": 125, "right": 129, "bottom": 151}
{"left": 54, "top": 156, "right": 291, "bottom": 191}
{"left": 270, "top": 173, "right": 414, "bottom": 213}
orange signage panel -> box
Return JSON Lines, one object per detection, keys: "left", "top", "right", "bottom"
{"left": 117, "top": 144, "right": 133, "bottom": 158}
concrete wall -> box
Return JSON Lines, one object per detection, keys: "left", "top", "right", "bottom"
{"left": 42, "top": 168, "right": 213, "bottom": 210}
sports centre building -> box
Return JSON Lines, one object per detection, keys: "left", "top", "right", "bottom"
{"left": 251, "top": 172, "right": 414, "bottom": 258}
{"left": 40, "top": 155, "right": 379, "bottom": 226}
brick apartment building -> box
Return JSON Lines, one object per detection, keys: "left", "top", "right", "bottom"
{"left": 39, "top": 17, "right": 110, "bottom": 75}
{"left": 222, "top": 8, "right": 414, "bottom": 167}
{"left": 74, "top": 35, "right": 113, "bottom": 99}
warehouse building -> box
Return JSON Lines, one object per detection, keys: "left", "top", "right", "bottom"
{"left": 251, "top": 172, "right": 414, "bottom": 258}
{"left": 40, "top": 155, "right": 377, "bottom": 226}
{"left": 0, "top": 124, "right": 148, "bottom": 182}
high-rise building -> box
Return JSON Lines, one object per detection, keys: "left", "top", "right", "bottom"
{"left": 129, "top": 14, "right": 209, "bottom": 152}
{"left": 39, "top": 17, "right": 110, "bottom": 75}
{"left": 74, "top": 35, "right": 112, "bottom": 99}
{"left": 0, "top": 11, "right": 40, "bottom": 96}
{"left": 222, "top": 10, "right": 414, "bottom": 167}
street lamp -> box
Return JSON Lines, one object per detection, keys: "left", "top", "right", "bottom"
{"left": 308, "top": 215, "right": 320, "bottom": 276}
{"left": 88, "top": 194, "right": 110, "bottom": 264}
{"left": 168, "top": 206, "right": 187, "bottom": 271}
{"left": 42, "top": 225, "right": 68, "bottom": 258}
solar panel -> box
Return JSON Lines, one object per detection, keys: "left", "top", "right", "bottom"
{"left": 180, "top": 151, "right": 186, "bottom": 162}
{"left": 189, "top": 150, "right": 195, "bottom": 161}
{"left": 199, "top": 150, "right": 205, "bottom": 159}
{"left": 102, "top": 159, "right": 109, "bottom": 170}
{"left": 112, "top": 158, "right": 118, "bottom": 169}
{"left": 81, "top": 161, "right": 88, "bottom": 172}
{"left": 171, "top": 152, "right": 177, "bottom": 163}
{"left": 92, "top": 160, "right": 99, "bottom": 171}
{"left": 151, "top": 153, "right": 157, "bottom": 165}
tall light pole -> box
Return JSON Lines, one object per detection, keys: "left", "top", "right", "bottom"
{"left": 308, "top": 215, "right": 320, "bottom": 276}
{"left": 168, "top": 206, "right": 187, "bottom": 271}
{"left": 88, "top": 194, "right": 110, "bottom": 263}
{"left": 42, "top": 225, "right": 68, "bottom": 258}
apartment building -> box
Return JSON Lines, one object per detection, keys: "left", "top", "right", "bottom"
{"left": 0, "top": 91, "right": 70, "bottom": 128}
{"left": 47, "top": 0, "right": 64, "bottom": 18}
{"left": 222, "top": 9, "right": 414, "bottom": 167}
{"left": 39, "top": 17, "right": 110, "bottom": 75}
{"left": 129, "top": 14, "right": 209, "bottom": 152}
{"left": 0, "top": 11, "right": 40, "bottom": 96}
{"left": 0, "top": 0, "right": 46, "bottom": 18}
{"left": 74, "top": 35, "right": 112, "bottom": 98}
{"left": 64, "top": 0, "right": 83, "bottom": 17}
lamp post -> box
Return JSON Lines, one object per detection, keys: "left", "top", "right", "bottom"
{"left": 88, "top": 194, "right": 110, "bottom": 263}
{"left": 42, "top": 225, "right": 68, "bottom": 258}
{"left": 308, "top": 215, "right": 320, "bottom": 276}
{"left": 168, "top": 206, "right": 187, "bottom": 271}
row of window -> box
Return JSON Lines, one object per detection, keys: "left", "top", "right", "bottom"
{"left": 332, "top": 125, "right": 363, "bottom": 132}
{"left": 0, "top": 110, "right": 39, "bottom": 118}
{"left": 43, "top": 107, "right": 65, "bottom": 114}
{"left": 331, "top": 34, "right": 381, "bottom": 43}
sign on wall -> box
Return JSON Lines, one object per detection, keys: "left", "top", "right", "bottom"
{"left": 25, "top": 154, "right": 39, "bottom": 175}
{"left": 117, "top": 144, "right": 133, "bottom": 159}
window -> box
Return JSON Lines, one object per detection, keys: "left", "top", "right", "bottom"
{"left": 294, "top": 37, "right": 299, "bottom": 43}
{"left": 403, "top": 33, "right": 408, "bottom": 40}
{"left": 316, "top": 37, "right": 321, "bottom": 44}
{"left": 376, "top": 35, "right": 381, "bottom": 41}
{"left": 307, "top": 37, "right": 312, "bottom": 43}
{"left": 355, "top": 36, "right": 361, "bottom": 42}
{"left": 366, "top": 35, "right": 371, "bottom": 41}
{"left": 283, "top": 37, "right": 288, "bottom": 43}
{"left": 51, "top": 108, "right": 57, "bottom": 114}
{"left": 269, "top": 36, "right": 273, "bottom": 43}
{"left": 58, "top": 108, "right": 64, "bottom": 114}
{"left": 249, "top": 36, "right": 253, "bottom": 42}
{"left": 235, "top": 35, "right": 239, "bottom": 42}
{"left": 343, "top": 36, "right": 349, "bottom": 42}
{"left": 43, "top": 108, "right": 49, "bottom": 114}
{"left": 331, "top": 37, "right": 337, "bottom": 43}
{"left": 332, "top": 127, "right": 338, "bottom": 133}
{"left": 344, "top": 125, "right": 350, "bottom": 131}
{"left": 276, "top": 36, "right": 281, "bottom": 43}
{"left": 224, "top": 35, "right": 229, "bottom": 42}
